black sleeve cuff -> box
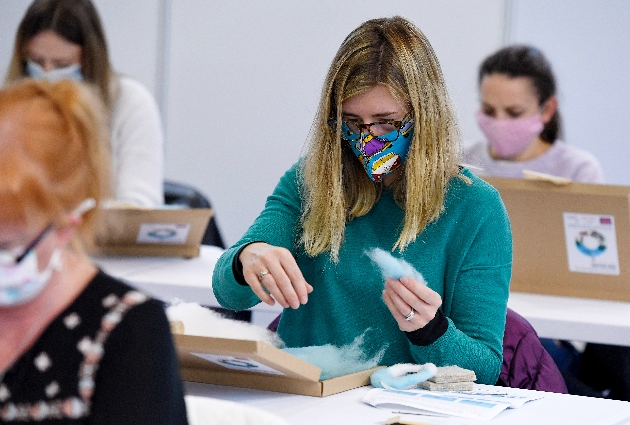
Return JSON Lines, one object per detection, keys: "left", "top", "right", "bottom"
{"left": 231, "top": 241, "right": 263, "bottom": 286}
{"left": 405, "top": 309, "right": 449, "bottom": 346}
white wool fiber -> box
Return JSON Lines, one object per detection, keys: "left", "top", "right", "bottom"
{"left": 166, "top": 301, "right": 283, "bottom": 348}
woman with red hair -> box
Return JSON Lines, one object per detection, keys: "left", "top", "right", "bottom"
{"left": 0, "top": 79, "right": 187, "bottom": 424}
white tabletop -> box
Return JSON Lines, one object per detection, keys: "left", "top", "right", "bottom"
{"left": 92, "top": 245, "right": 283, "bottom": 327}
{"left": 184, "top": 381, "right": 630, "bottom": 425}
{"left": 93, "top": 247, "right": 630, "bottom": 346}
{"left": 508, "top": 292, "right": 630, "bottom": 346}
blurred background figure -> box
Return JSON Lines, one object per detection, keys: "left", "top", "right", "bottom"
{"left": 5, "top": 0, "right": 164, "bottom": 207}
{"left": 465, "top": 44, "right": 603, "bottom": 183}
{"left": 465, "top": 45, "right": 630, "bottom": 400}
{"left": 0, "top": 79, "right": 187, "bottom": 424}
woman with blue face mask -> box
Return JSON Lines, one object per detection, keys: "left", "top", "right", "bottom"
{"left": 212, "top": 16, "right": 513, "bottom": 385}
{"left": 464, "top": 45, "right": 604, "bottom": 183}
{"left": 0, "top": 79, "right": 188, "bottom": 424}
{"left": 5, "top": 0, "right": 165, "bottom": 208}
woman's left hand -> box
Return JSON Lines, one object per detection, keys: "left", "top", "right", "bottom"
{"left": 382, "top": 276, "right": 442, "bottom": 332}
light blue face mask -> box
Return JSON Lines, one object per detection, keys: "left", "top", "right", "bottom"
{"left": 0, "top": 198, "right": 95, "bottom": 306}
{"left": 342, "top": 115, "right": 414, "bottom": 182}
{"left": 0, "top": 249, "right": 62, "bottom": 306}
{"left": 26, "top": 59, "right": 83, "bottom": 82}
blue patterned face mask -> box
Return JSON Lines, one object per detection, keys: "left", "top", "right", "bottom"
{"left": 26, "top": 60, "right": 83, "bottom": 82}
{"left": 341, "top": 114, "right": 414, "bottom": 182}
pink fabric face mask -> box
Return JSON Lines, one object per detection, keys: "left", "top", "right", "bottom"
{"left": 476, "top": 111, "right": 544, "bottom": 159}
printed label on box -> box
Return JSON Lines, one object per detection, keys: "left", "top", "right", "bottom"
{"left": 190, "top": 353, "right": 286, "bottom": 375}
{"left": 563, "top": 212, "right": 620, "bottom": 275}
{"left": 136, "top": 223, "right": 190, "bottom": 245}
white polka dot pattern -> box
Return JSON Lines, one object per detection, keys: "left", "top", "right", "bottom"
{"left": 0, "top": 289, "right": 149, "bottom": 422}
{"left": 63, "top": 313, "right": 81, "bottom": 330}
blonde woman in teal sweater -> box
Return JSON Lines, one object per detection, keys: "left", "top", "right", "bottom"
{"left": 213, "top": 16, "right": 512, "bottom": 385}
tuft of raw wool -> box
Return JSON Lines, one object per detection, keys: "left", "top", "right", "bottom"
{"left": 166, "top": 301, "right": 284, "bottom": 348}
{"left": 365, "top": 248, "right": 427, "bottom": 284}
{"left": 283, "top": 332, "right": 386, "bottom": 381}
{"left": 370, "top": 363, "right": 437, "bottom": 390}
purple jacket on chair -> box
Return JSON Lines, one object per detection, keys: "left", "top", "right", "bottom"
{"left": 497, "top": 308, "right": 568, "bottom": 393}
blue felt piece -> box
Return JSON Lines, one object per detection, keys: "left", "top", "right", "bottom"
{"left": 283, "top": 332, "right": 386, "bottom": 381}
{"left": 370, "top": 363, "right": 437, "bottom": 390}
{"left": 365, "top": 248, "right": 427, "bottom": 284}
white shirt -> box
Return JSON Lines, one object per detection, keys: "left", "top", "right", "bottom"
{"left": 109, "top": 76, "right": 164, "bottom": 207}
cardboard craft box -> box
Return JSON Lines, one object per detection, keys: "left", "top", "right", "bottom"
{"left": 173, "top": 334, "right": 378, "bottom": 397}
{"left": 484, "top": 177, "right": 630, "bottom": 301}
{"left": 93, "top": 208, "right": 213, "bottom": 258}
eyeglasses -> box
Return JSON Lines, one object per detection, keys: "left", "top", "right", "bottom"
{"left": 328, "top": 112, "right": 413, "bottom": 142}
{"left": 0, "top": 224, "right": 54, "bottom": 266}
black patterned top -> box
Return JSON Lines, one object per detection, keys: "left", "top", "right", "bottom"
{"left": 0, "top": 271, "right": 188, "bottom": 424}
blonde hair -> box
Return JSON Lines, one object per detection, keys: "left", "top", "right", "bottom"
{"left": 5, "top": 0, "right": 117, "bottom": 110}
{"left": 301, "top": 16, "right": 463, "bottom": 260}
{"left": 0, "top": 79, "right": 111, "bottom": 248}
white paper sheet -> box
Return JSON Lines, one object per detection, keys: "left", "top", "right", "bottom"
{"left": 563, "top": 212, "right": 620, "bottom": 275}
{"left": 363, "top": 386, "right": 543, "bottom": 421}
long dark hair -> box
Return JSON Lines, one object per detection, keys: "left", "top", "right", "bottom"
{"left": 479, "top": 45, "right": 561, "bottom": 143}
{"left": 6, "top": 0, "right": 115, "bottom": 109}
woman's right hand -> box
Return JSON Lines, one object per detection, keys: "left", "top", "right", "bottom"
{"left": 238, "top": 242, "right": 313, "bottom": 309}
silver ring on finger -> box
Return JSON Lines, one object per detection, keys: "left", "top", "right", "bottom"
{"left": 258, "top": 270, "right": 269, "bottom": 282}
{"left": 404, "top": 307, "right": 415, "bottom": 321}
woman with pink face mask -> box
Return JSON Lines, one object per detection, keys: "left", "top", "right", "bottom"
{"left": 466, "top": 46, "right": 630, "bottom": 401}
{"left": 464, "top": 45, "right": 603, "bottom": 183}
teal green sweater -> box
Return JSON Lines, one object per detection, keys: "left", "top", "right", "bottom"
{"left": 213, "top": 164, "right": 512, "bottom": 384}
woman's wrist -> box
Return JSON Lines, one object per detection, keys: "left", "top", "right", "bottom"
{"left": 404, "top": 309, "right": 448, "bottom": 346}
{"left": 231, "top": 241, "right": 264, "bottom": 286}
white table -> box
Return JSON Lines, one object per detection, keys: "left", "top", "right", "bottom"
{"left": 184, "top": 381, "right": 630, "bottom": 425}
{"left": 93, "top": 247, "right": 630, "bottom": 346}
{"left": 508, "top": 292, "right": 630, "bottom": 346}
{"left": 92, "top": 245, "right": 282, "bottom": 328}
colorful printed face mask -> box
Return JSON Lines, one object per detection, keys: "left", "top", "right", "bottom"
{"left": 26, "top": 59, "right": 83, "bottom": 82}
{"left": 476, "top": 111, "right": 544, "bottom": 159}
{"left": 341, "top": 114, "right": 414, "bottom": 182}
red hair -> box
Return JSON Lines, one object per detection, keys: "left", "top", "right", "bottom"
{"left": 0, "top": 79, "right": 111, "bottom": 245}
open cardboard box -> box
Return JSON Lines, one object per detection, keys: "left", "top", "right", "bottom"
{"left": 484, "top": 176, "right": 630, "bottom": 301}
{"left": 173, "top": 333, "right": 378, "bottom": 397}
{"left": 92, "top": 207, "right": 213, "bottom": 258}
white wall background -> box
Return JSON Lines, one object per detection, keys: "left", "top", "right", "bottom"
{"left": 163, "top": 0, "right": 507, "bottom": 245}
{"left": 0, "top": 0, "right": 163, "bottom": 98}
{"left": 1, "top": 1, "right": 628, "bottom": 246}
